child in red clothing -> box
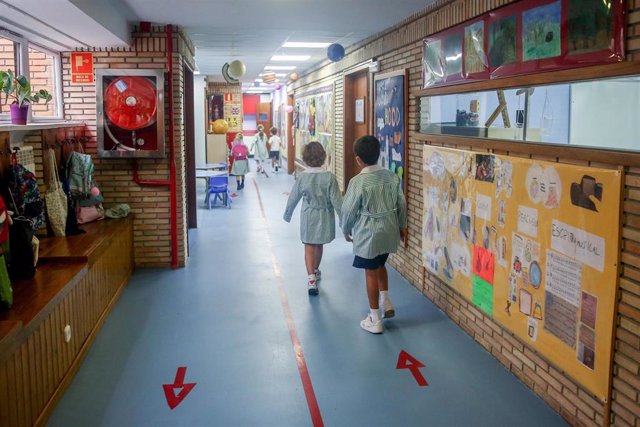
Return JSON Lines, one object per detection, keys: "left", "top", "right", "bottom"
{"left": 230, "top": 133, "right": 250, "bottom": 189}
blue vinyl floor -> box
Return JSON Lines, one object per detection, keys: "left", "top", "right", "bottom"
{"left": 48, "top": 165, "right": 568, "bottom": 427}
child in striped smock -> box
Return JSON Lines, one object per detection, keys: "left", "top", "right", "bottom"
{"left": 283, "top": 142, "right": 343, "bottom": 295}
{"left": 341, "top": 135, "right": 407, "bottom": 334}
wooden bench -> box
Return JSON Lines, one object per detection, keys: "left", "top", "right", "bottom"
{"left": 0, "top": 218, "right": 133, "bottom": 427}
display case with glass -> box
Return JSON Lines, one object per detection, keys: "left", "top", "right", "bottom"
{"left": 419, "top": 75, "right": 640, "bottom": 152}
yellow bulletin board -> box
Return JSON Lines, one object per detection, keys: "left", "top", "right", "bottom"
{"left": 422, "top": 146, "right": 622, "bottom": 400}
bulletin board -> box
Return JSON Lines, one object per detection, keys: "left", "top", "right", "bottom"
{"left": 294, "top": 85, "right": 334, "bottom": 172}
{"left": 374, "top": 69, "right": 408, "bottom": 191}
{"left": 422, "top": 146, "right": 622, "bottom": 400}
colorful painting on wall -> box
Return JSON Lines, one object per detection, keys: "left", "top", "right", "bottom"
{"left": 489, "top": 15, "right": 518, "bottom": 68}
{"left": 523, "top": 1, "right": 561, "bottom": 61}
{"left": 464, "top": 21, "right": 487, "bottom": 75}
{"left": 421, "top": 0, "right": 624, "bottom": 88}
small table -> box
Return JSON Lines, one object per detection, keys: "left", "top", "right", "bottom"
{"left": 196, "top": 170, "right": 229, "bottom": 207}
{"left": 196, "top": 162, "right": 227, "bottom": 171}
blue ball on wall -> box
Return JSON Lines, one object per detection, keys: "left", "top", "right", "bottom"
{"left": 327, "top": 43, "right": 345, "bottom": 62}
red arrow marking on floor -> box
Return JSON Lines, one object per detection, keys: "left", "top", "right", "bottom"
{"left": 163, "top": 366, "right": 197, "bottom": 410}
{"left": 396, "top": 350, "right": 428, "bottom": 386}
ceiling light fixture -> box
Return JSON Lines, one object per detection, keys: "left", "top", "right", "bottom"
{"left": 271, "top": 55, "right": 310, "bottom": 62}
{"left": 265, "top": 65, "right": 297, "bottom": 70}
{"left": 282, "top": 42, "right": 331, "bottom": 48}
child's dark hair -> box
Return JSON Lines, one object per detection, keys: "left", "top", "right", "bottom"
{"left": 302, "top": 141, "right": 326, "bottom": 167}
{"left": 270, "top": 127, "right": 278, "bottom": 135}
{"left": 354, "top": 135, "right": 380, "bottom": 166}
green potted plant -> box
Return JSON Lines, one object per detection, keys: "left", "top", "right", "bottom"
{"left": 0, "top": 69, "right": 52, "bottom": 125}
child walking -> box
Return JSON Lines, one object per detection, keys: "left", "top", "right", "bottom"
{"left": 251, "top": 125, "right": 269, "bottom": 177}
{"left": 269, "top": 127, "right": 282, "bottom": 173}
{"left": 230, "top": 133, "right": 250, "bottom": 190}
{"left": 284, "top": 142, "right": 342, "bottom": 295}
{"left": 341, "top": 135, "right": 407, "bottom": 334}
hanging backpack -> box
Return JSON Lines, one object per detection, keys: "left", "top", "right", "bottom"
{"left": 8, "top": 162, "right": 44, "bottom": 232}
{"left": 5, "top": 190, "right": 36, "bottom": 281}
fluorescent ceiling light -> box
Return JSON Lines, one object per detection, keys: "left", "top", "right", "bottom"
{"left": 271, "top": 55, "right": 311, "bottom": 61}
{"left": 282, "top": 42, "right": 331, "bottom": 48}
{"left": 265, "top": 65, "right": 296, "bottom": 70}
{"left": 259, "top": 73, "right": 287, "bottom": 77}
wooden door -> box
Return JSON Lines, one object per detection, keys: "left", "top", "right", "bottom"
{"left": 257, "top": 102, "right": 271, "bottom": 131}
{"left": 343, "top": 70, "right": 370, "bottom": 189}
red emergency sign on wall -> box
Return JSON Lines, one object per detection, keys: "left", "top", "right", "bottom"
{"left": 70, "top": 52, "right": 94, "bottom": 85}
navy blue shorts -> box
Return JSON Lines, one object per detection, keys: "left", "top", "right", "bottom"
{"left": 353, "top": 253, "right": 389, "bottom": 270}
{"left": 269, "top": 151, "right": 280, "bottom": 160}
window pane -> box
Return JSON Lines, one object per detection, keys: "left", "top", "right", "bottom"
{"left": 0, "top": 36, "right": 18, "bottom": 115}
{"left": 28, "top": 45, "right": 57, "bottom": 117}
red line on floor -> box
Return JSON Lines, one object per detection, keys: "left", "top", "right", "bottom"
{"left": 252, "top": 178, "right": 324, "bottom": 427}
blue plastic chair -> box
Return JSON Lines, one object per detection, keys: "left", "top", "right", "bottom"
{"left": 207, "top": 175, "right": 231, "bottom": 209}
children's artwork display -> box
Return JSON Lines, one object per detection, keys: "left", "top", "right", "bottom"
{"left": 422, "top": 146, "right": 622, "bottom": 400}
{"left": 374, "top": 70, "right": 408, "bottom": 190}
{"left": 294, "top": 85, "right": 334, "bottom": 171}
{"left": 422, "top": 0, "right": 624, "bottom": 88}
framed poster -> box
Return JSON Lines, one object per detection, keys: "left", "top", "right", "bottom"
{"left": 355, "top": 98, "right": 365, "bottom": 123}
{"left": 374, "top": 70, "right": 408, "bottom": 192}
{"left": 207, "top": 93, "right": 224, "bottom": 133}
{"left": 375, "top": 69, "right": 409, "bottom": 246}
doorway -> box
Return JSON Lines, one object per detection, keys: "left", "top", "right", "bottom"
{"left": 343, "top": 69, "right": 370, "bottom": 189}
{"left": 183, "top": 63, "right": 197, "bottom": 231}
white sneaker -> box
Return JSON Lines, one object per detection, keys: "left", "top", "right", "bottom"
{"left": 308, "top": 280, "right": 319, "bottom": 296}
{"left": 314, "top": 269, "right": 321, "bottom": 281}
{"left": 380, "top": 298, "right": 395, "bottom": 319}
{"left": 360, "top": 315, "right": 383, "bottom": 334}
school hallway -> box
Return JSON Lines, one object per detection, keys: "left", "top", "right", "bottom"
{"left": 47, "top": 168, "right": 567, "bottom": 427}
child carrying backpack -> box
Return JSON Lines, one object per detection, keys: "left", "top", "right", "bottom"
{"left": 230, "top": 133, "right": 250, "bottom": 190}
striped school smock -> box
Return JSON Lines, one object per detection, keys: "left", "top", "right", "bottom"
{"left": 341, "top": 165, "right": 407, "bottom": 259}
{"left": 283, "top": 168, "right": 343, "bottom": 244}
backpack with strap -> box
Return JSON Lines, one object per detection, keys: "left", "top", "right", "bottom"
{"left": 233, "top": 144, "right": 248, "bottom": 160}
{"left": 9, "top": 162, "right": 44, "bottom": 232}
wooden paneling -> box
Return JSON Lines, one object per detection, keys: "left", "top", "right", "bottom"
{"left": 0, "top": 220, "right": 133, "bottom": 427}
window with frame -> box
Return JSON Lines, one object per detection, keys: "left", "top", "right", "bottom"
{"left": 0, "top": 34, "right": 19, "bottom": 116}
{"left": 0, "top": 30, "right": 62, "bottom": 121}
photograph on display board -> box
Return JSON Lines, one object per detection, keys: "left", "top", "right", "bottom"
{"left": 522, "top": 1, "right": 561, "bottom": 61}
{"left": 294, "top": 87, "right": 334, "bottom": 171}
{"left": 464, "top": 21, "right": 488, "bottom": 76}
{"left": 374, "top": 70, "right": 408, "bottom": 191}
{"left": 422, "top": 145, "right": 622, "bottom": 400}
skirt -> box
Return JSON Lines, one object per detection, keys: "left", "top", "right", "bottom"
{"left": 231, "top": 159, "right": 250, "bottom": 176}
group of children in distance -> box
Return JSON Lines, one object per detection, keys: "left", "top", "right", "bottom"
{"left": 284, "top": 135, "right": 407, "bottom": 334}
{"left": 230, "top": 125, "right": 281, "bottom": 189}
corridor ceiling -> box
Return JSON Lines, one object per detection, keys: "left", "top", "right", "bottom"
{"left": 0, "top": 0, "right": 435, "bottom": 85}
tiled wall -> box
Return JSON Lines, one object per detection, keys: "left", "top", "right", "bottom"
{"left": 292, "top": 0, "right": 640, "bottom": 425}
{"left": 61, "top": 25, "right": 195, "bottom": 267}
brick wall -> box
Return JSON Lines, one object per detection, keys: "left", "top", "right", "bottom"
{"left": 292, "top": 0, "right": 640, "bottom": 425}
{"left": 28, "top": 46, "right": 56, "bottom": 117}
{"left": 0, "top": 36, "right": 16, "bottom": 115}
{"left": 61, "top": 25, "right": 195, "bottom": 267}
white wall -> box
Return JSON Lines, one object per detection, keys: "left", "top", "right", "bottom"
{"left": 570, "top": 80, "right": 640, "bottom": 150}
{"left": 194, "top": 75, "right": 206, "bottom": 165}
